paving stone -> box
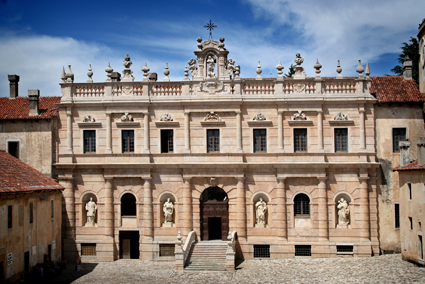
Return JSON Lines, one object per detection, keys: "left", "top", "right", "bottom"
{"left": 50, "top": 254, "right": 425, "bottom": 284}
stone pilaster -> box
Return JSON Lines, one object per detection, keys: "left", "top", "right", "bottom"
{"left": 236, "top": 177, "right": 246, "bottom": 239}
{"left": 62, "top": 177, "right": 75, "bottom": 239}
{"left": 317, "top": 177, "right": 328, "bottom": 240}
{"left": 104, "top": 177, "right": 114, "bottom": 238}
{"left": 317, "top": 110, "right": 324, "bottom": 152}
{"left": 276, "top": 177, "right": 287, "bottom": 239}
{"left": 182, "top": 177, "right": 192, "bottom": 236}
{"left": 143, "top": 111, "right": 150, "bottom": 153}
{"left": 143, "top": 177, "right": 153, "bottom": 239}
{"left": 184, "top": 112, "right": 191, "bottom": 153}
{"left": 359, "top": 108, "right": 366, "bottom": 151}
{"left": 359, "top": 175, "right": 370, "bottom": 241}
{"left": 105, "top": 113, "right": 112, "bottom": 154}
{"left": 236, "top": 111, "right": 243, "bottom": 153}
{"left": 278, "top": 111, "right": 284, "bottom": 153}
{"left": 66, "top": 107, "right": 73, "bottom": 154}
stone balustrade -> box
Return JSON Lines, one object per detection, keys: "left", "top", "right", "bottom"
{"left": 61, "top": 76, "right": 369, "bottom": 102}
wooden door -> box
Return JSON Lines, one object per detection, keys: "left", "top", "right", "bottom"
{"left": 201, "top": 201, "right": 228, "bottom": 240}
{"left": 120, "top": 231, "right": 131, "bottom": 259}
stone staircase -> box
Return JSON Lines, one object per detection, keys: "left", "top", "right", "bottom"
{"left": 184, "top": 241, "right": 228, "bottom": 271}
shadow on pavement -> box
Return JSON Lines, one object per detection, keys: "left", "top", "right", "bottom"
{"left": 46, "top": 263, "right": 98, "bottom": 284}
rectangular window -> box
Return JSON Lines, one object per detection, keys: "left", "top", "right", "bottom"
{"left": 336, "top": 245, "right": 354, "bottom": 253}
{"left": 207, "top": 129, "right": 220, "bottom": 153}
{"left": 8, "top": 205, "right": 12, "bottom": 229}
{"left": 159, "top": 244, "right": 175, "bottom": 257}
{"left": 29, "top": 203, "right": 33, "bottom": 224}
{"left": 395, "top": 203, "right": 400, "bottom": 229}
{"left": 253, "top": 245, "right": 270, "bottom": 258}
{"left": 295, "top": 245, "right": 311, "bottom": 256}
{"left": 393, "top": 128, "right": 406, "bottom": 152}
{"left": 294, "top": 129, "right": 307, "bottom": 152}
{"left": 83, "top": 130, "right": 96, "bottom": 153}
{"left": 419, "top": 235, "right": 424, "bottom": 260}
{"left": 254, "top": 129, "right": 267, "bottom": 152}
{"left": 122, "top": 130, "right": 134, "bottom": 153}
{"left": 7, "top": 141, "right": 19, "bottom": 159}
{"left": 81, "top": 244, "right": 96, "bottom": 256}
{"left": 160, "top": 130, "right": 174, "bottom": 153}
{"left": 408, "top": 183, "right": 412, "bottom": 200}
{"left": 335, "top": 128, "right": 348, "bottom": 152}
{"left": 409, "top": 217, "right": 413, "bottom": 230}
{"left": 51, "top": 200, "right": 54, "bottom": 218}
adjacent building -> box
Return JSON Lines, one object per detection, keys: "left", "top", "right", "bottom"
{"left": 0, "top": 75, "right": 61, "bottom": 178}
{"left": 0, "top": 151, "right": 63, "bottom": 283}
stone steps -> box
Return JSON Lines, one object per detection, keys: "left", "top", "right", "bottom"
{"left": 184, "top": 241, "right": 228, "bottom": 271}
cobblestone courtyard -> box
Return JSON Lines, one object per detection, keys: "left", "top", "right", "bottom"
{"left": 51, "top": 254, "right": 425, "bottom": 284}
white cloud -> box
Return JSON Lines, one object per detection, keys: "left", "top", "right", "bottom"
{"left": 243, "top": 0, "right": 425, "bottom": 76}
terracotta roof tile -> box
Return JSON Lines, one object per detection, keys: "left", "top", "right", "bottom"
{"left": 393, "top": 159, "right": 425, "bottom": 171}
{"left": 369, "top": 76, "right": 423, "bottom": 103}
{"left": 0, "top": 151, "right": 64, "bottom": 193}
{"left": 0, "top": 96, "right": 61, "bottom": 120}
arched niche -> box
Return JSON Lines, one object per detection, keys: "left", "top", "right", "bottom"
{"left": 251, "top": 192, "right": 271, "bottom": 228}
{"left": 334, "top": 192, "right": 352, "bottom": 229}
{"left": 158, "top": 192, "right": 177, "bottom": 227}
{"left": 81, "top": 193, "right": 98, "bottom": 227}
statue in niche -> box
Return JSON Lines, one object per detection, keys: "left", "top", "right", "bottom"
{"left": 85, "top": 197, "right": 97, "bottom": 226}
{"left": 207, "top": 55, "right": 216, "bottom": 78}
{"left": 337, "top": 198, "right": 350, "bottom": 228}
{"left": 163, "top": 198, "right": 174, "bottom": 226}
{"left": 255, "top": 198, "right": 267, "bottom": 227}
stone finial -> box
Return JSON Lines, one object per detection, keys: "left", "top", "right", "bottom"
{"left": 365, "top": 61, "right": 370, "bottom": 78}
{"left": 105, "top": 63, "right": 113, "bottom": 82}
{"left": 61, "top": 67, "right": 66, "bottom": 83}
{"left": 122, "top": 53, "right": 134, "bottom": 82}
{"left": 184, "top": 65, "right": 189, "bottom": 81}
{"left": 276, "top": 60, "right": 284, "bottom": 79}
{"left": 87, "top": 64, "right": 93, "bottom": 83}
{"left": 314, "top": 59, "right": 322, "bottom": 79}
{"left": 235, "top": 64, "right": 240, "bottom": 80}
{"left": 336, "top": 60, "right": 343, "bottom": 79}
{"left": 219, "top": 37, "right": 225, "bottom": 50}
{"left": 197, "top": 37, "right": 203, "bottom": 50}
{"left": 256, "top": 61, "right": 262, "bottom": 80}
{"left": 142, "top": 62, "right": 150, "bottom": 82}
{"left": 293, "top": 53, "right": 306, "bottom": 79}
{"left": 356, "top": 60, "right": 364, "bottom": 78}
{"left": 163, "top": 62, "right": 170, "bottom": 82}
{"left": 65, "top": 64, "right": 74, "bottom": 83}
{"left": 403, "top": 56, "right": 412, "bottom": 81}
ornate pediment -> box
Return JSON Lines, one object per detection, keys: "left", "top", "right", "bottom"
{"left": 83, "top": 114, "right": 95, "bottom": 123}
{"left": 334, "top": 112, "right": 348, "bottom": 121}
{"left": 160, "top": 113, "right": 173, "bottom": 122}
{"left": 292, "top": 110, "right": 307, "bottom": 120}
{"left": 78, "top": 114, "right": 101, "bottom": 127}
{"left": 253, "top": 112, "right": 266, "bottom": 121}
{"left": 201, "top": 112, "right": 225, "bottom": 126}
{"left": 121, "top": 112, "right": 133, "bottom": 122}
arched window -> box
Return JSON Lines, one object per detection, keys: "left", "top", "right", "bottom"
{"left": 294, "top": 193, "right": 310, "bottom": 216}
{"left": 121, "top": 193, "right": 136, "bottom": 216}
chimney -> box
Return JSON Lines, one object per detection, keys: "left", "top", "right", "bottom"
{"left": 8, "top": 74, "right": 19, "bottom": 99}
{"left": 399, "top": 140, "right": 411, "bottom": 167}
{"left": 403, "top": 55, "right": 413, "bottom": 80}
{"left": 418, "top": 138, "right": 425, "bottom": 166}
{"left": 28, "top": 90, "right": 40, "bottom": 116}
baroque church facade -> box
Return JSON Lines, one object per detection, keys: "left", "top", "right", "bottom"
{"left": 56, "top": 36, "right": 382, "bottom": 262}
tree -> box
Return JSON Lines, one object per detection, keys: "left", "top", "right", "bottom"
{"left": 391, "top": 37, "right": 419, "bottom": 84}
{"left": 285, "top": 64, "right": 296, "bottom": 77}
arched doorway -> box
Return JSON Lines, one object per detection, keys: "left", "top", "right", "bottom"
{"left": 200, "top": 186, "right": 229, "bottom": 241}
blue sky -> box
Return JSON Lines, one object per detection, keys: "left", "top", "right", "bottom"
{"left": 0, "top": 0, "right": 424, "bottom": 97}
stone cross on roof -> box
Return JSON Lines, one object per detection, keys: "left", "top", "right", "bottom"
{"left": 204, "top": 20, "right": 217, "bottom": 39}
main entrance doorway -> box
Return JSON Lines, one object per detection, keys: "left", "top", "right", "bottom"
{"left": 119, "top": 231, "right": 140, "bottom": 259}
{"left": 200, "top": 187, "right": 229, "bottom": 240}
